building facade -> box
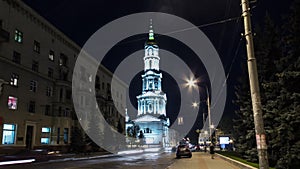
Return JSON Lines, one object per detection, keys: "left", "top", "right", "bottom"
{"left": 0, "top": 0, "right": 126, "bottom": 154}
{"left": 127, "top": 22, "right": 169, "bottom": 146}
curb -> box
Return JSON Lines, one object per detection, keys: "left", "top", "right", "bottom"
{"left": 216, "top": 153, "right": 257, "bottom": 169}
{"left": 42, "top": 148, "right": 164, "bottom": 164}
{"left": 46, "top": 154, "right": 118, "bottom": 163}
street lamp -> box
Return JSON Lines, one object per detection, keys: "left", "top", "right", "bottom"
{"left": 185, "top": 77, "right": 213, "bottom": 142}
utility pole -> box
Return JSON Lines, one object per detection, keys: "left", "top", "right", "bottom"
{"left": 241, "top": 0, "right": 269, "bottom": 168}
{"left": 207, "top": 87, "right": 212, "bottom": 143}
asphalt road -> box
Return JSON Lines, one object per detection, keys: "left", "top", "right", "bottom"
{"left": 1, "top": 152, "right": 175, "bottom": 169}
{"left": 1, "top": 152, "right": 241, "bottom": 169}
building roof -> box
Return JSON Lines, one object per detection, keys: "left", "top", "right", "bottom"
{"left": 132, "top": 114, "right": 161, "bottom": 122}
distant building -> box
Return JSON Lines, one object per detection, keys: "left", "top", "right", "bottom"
{"left": 0, "top": 0, "right": 126, "bottom": 154}
{"left": 126, "top": 21, "right": 169, "bottom": 147}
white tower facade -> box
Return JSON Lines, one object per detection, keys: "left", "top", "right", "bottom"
{"left": 136, "top": 21, "right": 167, "bottom": 117}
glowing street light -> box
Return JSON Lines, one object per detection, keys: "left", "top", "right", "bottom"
{"left": 185, "top": 77, "right": 212, "bottom": 142}
{"left": 192, "top": 102, "right": 199, "bottom": 108}
{"left": 186, "top": 78, "right": 197, "bottom": 88}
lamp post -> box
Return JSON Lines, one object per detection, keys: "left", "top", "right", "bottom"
{"left": 205, "top": 86, "right": 212, "bottom": 143}
{"left": 186, "top": 78, "right": 212, "bottom": 143}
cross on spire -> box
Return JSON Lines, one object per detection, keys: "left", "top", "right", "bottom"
{"left": 149, "top": 19, "right": 154, "bottom": 40}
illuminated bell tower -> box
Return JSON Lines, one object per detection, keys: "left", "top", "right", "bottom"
{"left": 136, "top": 20, "right": 167, "bottom": 117}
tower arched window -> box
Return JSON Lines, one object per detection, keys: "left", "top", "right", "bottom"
{"left": 148, "top": 48, "right": 153, "bottom": 56}
{"left": 149, "top": 60, "right": 152, "bottom": 69}
{"left": 154, "top": 79, "right": 158, "bottom": 89}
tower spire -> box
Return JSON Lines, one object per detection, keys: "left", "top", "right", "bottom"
{"left": 149, "top": 19, "right": 154, "bottom": 40}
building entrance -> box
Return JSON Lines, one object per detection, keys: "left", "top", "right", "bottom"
{"left": 26, "top": 125, "right": 34, "bottom": 149}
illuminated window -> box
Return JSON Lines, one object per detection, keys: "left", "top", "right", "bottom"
{"left": 178, "top": 117, "right": 184, "bottom": 125}
{"left": 8, "top": 96, "right": 18, "bottom": 110}
{"left": 144, "top": 128, "right": 152, "bottom": 133}
{"left": 49, "top": 50, "right": 54, "bottom": 61}
{"left": 14, "top": 29, "right": 23, "bottom": 43}
{"left": 41, "top": 127, "right": 51, "bottom": 144}
{"left": 64, "top": 128, "right": 69, "bottom": 144}
{"left": 10, "top": 73, "right": 18, "bottom": 86}
{"left": 2, "top": 124, "right": 16, "bottom": 144}
{"left": 33, "top": 40, "right": 40, "bottom": 53}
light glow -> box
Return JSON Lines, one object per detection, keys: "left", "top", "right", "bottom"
{"left": 0, "top": 159, "right": 35, "bottom": 166}
{"left": 192, "top": 102, "right": 199, "bottom": 108}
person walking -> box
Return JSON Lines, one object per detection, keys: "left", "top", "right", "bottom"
{"left": 209, "top": 143, "right": 215, "bottom": 159}
{"left": 138, "top": 130, "right": 145, "bottom": 147}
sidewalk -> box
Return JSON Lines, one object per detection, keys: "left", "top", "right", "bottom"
{"left": 167, "top": 152, "right": 241, "bottom": 169}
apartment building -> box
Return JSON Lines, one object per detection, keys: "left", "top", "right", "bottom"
{"left": 0, "top": 0, "right": 126, "bottom": 154}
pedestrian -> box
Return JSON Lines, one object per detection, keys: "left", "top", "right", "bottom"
{"left": 138, "top": 130, "right": 145, "bottom": 147}
{"left": 209, "top": 143, "right": 215, "bottom": 159}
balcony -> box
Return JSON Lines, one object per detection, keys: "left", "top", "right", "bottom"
{"left": 0, "top": 28, "right": 9, "bottom": 43}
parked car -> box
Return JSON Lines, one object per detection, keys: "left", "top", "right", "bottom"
{"left": 176, "top": 144, "right": 192, "bottom": 158}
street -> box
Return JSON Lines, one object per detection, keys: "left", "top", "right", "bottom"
{"left": 1, "top": 152, "right": 241, "bottom": 169}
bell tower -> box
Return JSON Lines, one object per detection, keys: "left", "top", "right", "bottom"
{"left": 136, "top": 20, "right": 167, "bottom": 117}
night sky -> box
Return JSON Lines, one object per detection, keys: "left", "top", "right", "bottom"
{"left": 22, "top": 0, "right": 293, "bottom": 143}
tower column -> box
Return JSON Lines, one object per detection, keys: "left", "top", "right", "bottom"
{"left": 154, "top": 99, "right": 157, "bottom": 114}
{"left": 143, "top": 99, "right": 146, "bottom": 115}
{"left": 162, "top": 100, "right": 166, "bottom": 115}
{"left": 138, "top": 100, "right": 141, "bottom": 115}
{"left": 157, "top": 99, "right": 159, "bottom": 114}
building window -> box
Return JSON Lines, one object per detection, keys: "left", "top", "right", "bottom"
{"left": 10, "top": 73, "right": 18, "bottom": 86}
{"left": 63, "top": 108, "right": 70, "bottom": 117}
{"left": 59, "top": 88, "right": 63, "bottom": 100}
{"left": 102, "top": 82, "right": 105, "bottom": 90}
{"left": 144, "top": 128, "right": 152, "bottom": 133}
{"left": 28, "top": 101, "right": 36, "bottom": 113}
{"left": 45, "top": 105, "right": 51, "bottom": 116}
{"left": 46, "top": 86, "right": 53, "bottom": 97}
{"left": 64, "top": 128, "right": 69, "bottom": 144}
{"left": 30, "top": 80, "right": 37, "bottom": 92}
{"left": 8, "top": 96, "right": 18, "bottom": 110}
{"left": 57, "top": 128, "right": 60, "bottom": 144}
{"left": 12, "top": 51, "right": 21, "bottom": 64}
{"left": 66, "top": 90, "right": 71, "bottom": 100}
{"left": 49, "top": 50, "right": 54, "bottom": 61}
{"left": 48, "top": 68, "right": 53, "bottom": 78}
{"left": 33, "top": 40, "right": 40, "bottom": 53}
{"left": 2, "top": 124, "right": 16, "bottom": 144}
{"left": 95, "top": 76, "right": 100, "bottom": 89}
{"left": 178, "top": 117, "right": 184, "bottom": 125}
{"left": 41, "top": 127, "right": 51, "bottom": 144}
{"left": 14, "top": 29, "right": 23, "bottom": 43}
{"left": 59, "top": 53, "right": 68, "bottom": 66}
{"left": 58, "top": 107, "right": 62, "bottom": 117}
{"left": 32, "top": 60, "right": 39, "bottom": 72}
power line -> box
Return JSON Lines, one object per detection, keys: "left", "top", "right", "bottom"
{"left": 118, "top": 16, "right": 241, "bottom": 45}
